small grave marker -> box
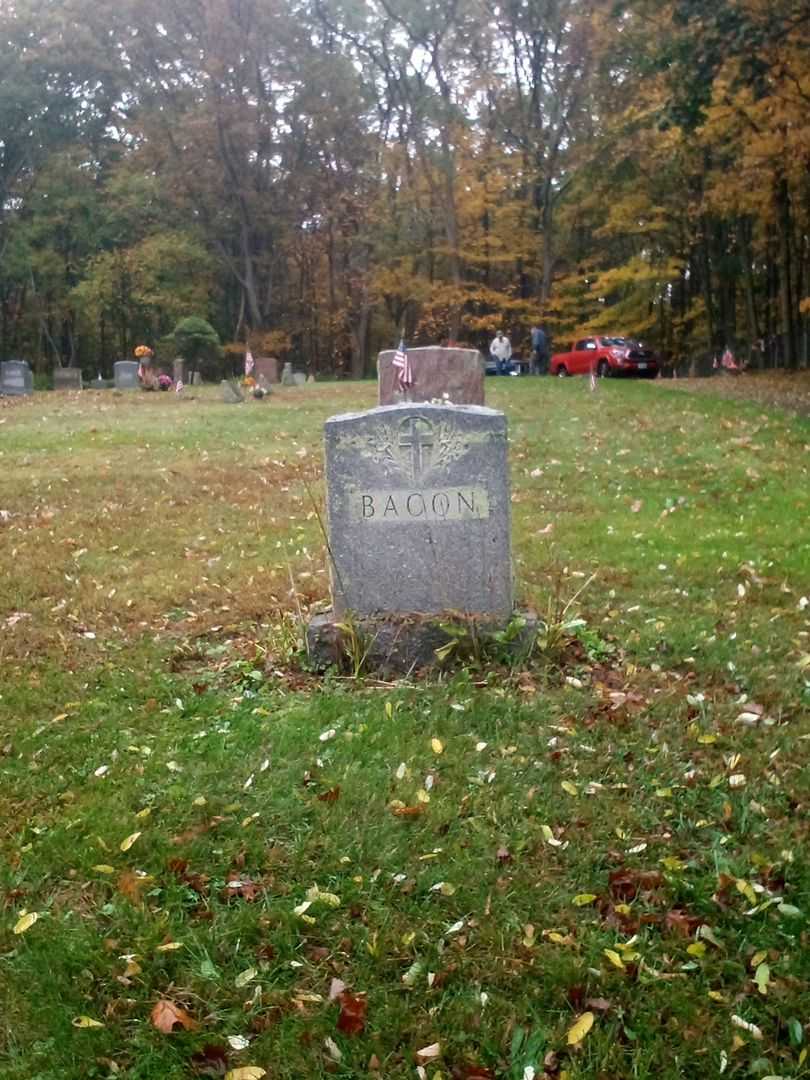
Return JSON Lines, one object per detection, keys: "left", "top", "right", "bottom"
{"left": 53, "top": 367, "right": 83, "bottom": 391}
{"left": 0, "top": 360, "right": 33, "bottom": 396}
{"left": 113, "top": 361, "right": 140, "bottom": 389}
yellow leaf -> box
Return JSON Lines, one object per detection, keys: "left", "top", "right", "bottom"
{"left": 614, "top": 903, "right": 632, "bottom": 915}
{"left": 753, "top": 962, "right": 770, "bottom": 995}
{"left": 736, "top": 879, "right": 757, "bottom": 905}
{"left": 708, "top": 990, "right": 727, "bottom": 1002}
{"left": 119, "top": 831, "right": 141, "bottom": 852}
{"left": 235, "top": 966, "right": 257, "bottom": 987}
{"left": 561, "top": 781, "right": 579, "bottom": 797}
{"left": 573, "top": 894, "right": 597, "bottom": 907}
{"left": 135, "top": 807, "right": 152, "bottom": 820}
{"left": 687, "top": 942, "right": 706, "bottom": 957}
{"left": 603, "top": 948, "right": 625, "bottom": 969}
{"left": 155, "top": 941, "right": 184, "bottom": 952}
{"left": 92, "top": 864, "right": 116, "bottom": 875}
{"left": 13, "top": 911, "right": 39, "bottom": 935}
{"left": 799, "top": 1048, "right": 807, "bottom": 1066}
{"left": 431, "top": 738, "right": 444, "bottom": 754}
{"left": 72, "top": 1015, "right": 104, "bottom": 1028}
{"left": 225, "top": 1070, "right": 267, "bottom": 1080}
{"left": 750, "top": 950, "right": 768, "bottom": 968}
{"left": 566, "top": 1011, "right": 595, "bottom": 1045}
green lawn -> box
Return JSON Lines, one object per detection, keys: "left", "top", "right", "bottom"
{"left": 1, "top": 378, "right": 808, "bottom": 1080}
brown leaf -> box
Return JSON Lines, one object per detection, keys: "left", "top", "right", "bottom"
{"left": 167, "top": 858, "right": 210, "bottom": 896}
{"left": 318, "top": 786, "right": 341, "bottom": 804}
{"left": 190, "top": 1043, "right": 230, "bottom": 1076}
{"left": 336, "top": 991, "right": 367, "bottom": 1035}
{"left": 170, "top": 815, "right": 227, "bottom": 846}
{"left": 221, "top": 876, "right": 263, "bottom": 902}
{"left": 608, "top": 868, "right": 663, "bottom": 900}
{"left": 117, "top": 870, "right": 154, "bottom": 905}
{"left": 150, "top": 999, "right": 198, "bottom": 1034}
{"left": 392, "top": 805, "right": 424, "bottom": 818}
{"left": 664, "top": 909, "right": 701, "bottom": 938}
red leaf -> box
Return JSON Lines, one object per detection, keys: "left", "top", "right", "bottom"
{"left": 336, "top": 991, "right": 367, "bottom": 1035}
{"left": 170, "top": 816, "right": 227, "bottom": 846}
{"left": 608, "top": 868, "right": 663, "bottom": 900}
{"left": 664, "top": 908, "right": 701, "bottom": 938}
{"left": 318, "top": 786, "right": 341, "bottom": 803}
{"left": 150, "top": 999, "right": 198, "bottom": 1034}
{"left": 391, "top": 805, "right": 424, "bottom": 818}
{"left": 190, "top": 1043, "right": 229, "bottom": 1076}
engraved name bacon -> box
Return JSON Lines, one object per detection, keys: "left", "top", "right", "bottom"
{"left": 351, "top": 486, "right": 490, "bottom": 523}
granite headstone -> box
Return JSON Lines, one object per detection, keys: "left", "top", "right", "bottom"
{"left": 114, "top": 361, "right": 140, "bottom": 389}
{"left": 253, "top": 356, "right": 279, "bottom": 384}
{"left": 378, "top": 346, "right": 485, "bottom": 406}
{"left": 53, "top": 367, "right": 83, "bottom": 390}
{"left": 221, "top": 379, "right": 244, "bottom": 403}
{"left": 280, "top": 361, "right": 295, "bottom": 386}
{"left": 0, "top": 360, "right": 33, "bottom": 396}
{"left": 323, "top": 403, "right": 512, "bottom": 618}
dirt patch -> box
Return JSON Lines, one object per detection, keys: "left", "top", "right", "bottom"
{"left": 659, "top": 370, "right": 810, "bottom": 419}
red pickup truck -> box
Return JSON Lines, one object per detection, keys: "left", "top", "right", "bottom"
{"left": 550, "top": 336, "right": 659, "bottom": 378}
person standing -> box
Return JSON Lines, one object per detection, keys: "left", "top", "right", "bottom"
{"left": 489, "top": 330, "right": 512, "bottom": 375}
{"left": 530, "top": 324, "right": 549, "bottom": 375}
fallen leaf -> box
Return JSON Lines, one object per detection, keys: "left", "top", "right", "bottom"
{"left": 227, "top": 1035, "right": 250, "bottom": 1051}
{"left": 156, "top": 941, "right": 184, "bottom": 952}
{"left": 150, "top": 999, "right": 198, "bottom": 1034}
{"left": 416, "top": 1042, "right": 441, "bottom": 1063}
{"left": 72, "top": 1015, "right": 104, "bottom": 1028}
{"left": 573, "top": 893, "right": 597, "bottom": 907}
{"left": 337, "top": 991, "right": 368, "bottom": 1035}
{"left": 431, "top": 738, "right": 444, "bottom": 754}
{"left": 317, "top": 786, "right": 341, "bottom": 803}
{"left": 731, "top": 1014, "right": 763, "bottom": 1040}
{"left": 170, "top": 815, "right": 227, "bottom": 846}
{"left": 224, "top": 1070, "right": 266, "bottom": 1080}
{"left": 392, "top": 805, "right": 424, "bottom": 818}
{"left": 190, "top": 1044, "right": 230, "bottom": 1076}
{"left": 118, "top": 870, "right": 154, "bottom": 905}
{"left": 119, "top": 831, "right": 141, "bottom": 852}
{"left": 603, "top": 948, "right": 625, "bottom": 970}
{"left": 13, "top": 911, "right": 39, "bottom": 935}
{"left": 92, "top": 864, "right": 116, "bottom": 875}
{"left": 324, "top": 1035, "right": 342, "bottom": 1061}
{"left": 567, "top": 1011, "right": 595, "bottom": 1045}
{"left": 234, "top": 966, "right": 257, "bottom": 988}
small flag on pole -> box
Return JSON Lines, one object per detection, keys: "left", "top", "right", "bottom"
{"left": 245, "top": 349, "right": 255, "bottom": 376}
{"left": 392, "top": 337, "right": 413, "bottom": 392}
{"left": 175, "top": 379, "right": 184, "bottom": 393}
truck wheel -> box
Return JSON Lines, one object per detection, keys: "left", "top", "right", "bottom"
{"left": 556, "top": 366, "right": 569, "bottom": 378}
{"left": 597, "top": 360, "right": 611, "bottom": 378}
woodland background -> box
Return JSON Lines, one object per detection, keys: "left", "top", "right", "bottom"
{"left": 1, "top": 0, "right": 808, "bottom": 378}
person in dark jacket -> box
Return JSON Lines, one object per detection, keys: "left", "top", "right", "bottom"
{"left": 530, "top": 325, "right": 549, "bottom": 375}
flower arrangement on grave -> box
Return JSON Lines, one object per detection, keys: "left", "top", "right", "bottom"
{"left": 157, "top": 374, "right": 173, "bottom": 391}
{"left": 134, "top": 345, "right": 153, "bottom": 360}
{"left": 242, "top": 375, "right": 256, "bottom": 388}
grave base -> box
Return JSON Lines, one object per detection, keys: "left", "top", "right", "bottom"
{"left": 306, "top": 609, "right": 537, "bottom": 676}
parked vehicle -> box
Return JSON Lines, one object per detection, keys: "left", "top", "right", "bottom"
{"left": 550, "top": 336, "right": 659, "bottom": 378}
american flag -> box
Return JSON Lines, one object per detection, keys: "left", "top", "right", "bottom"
{"left": 175, "top": 379, "right": 184, "bottom": 393}
{"left": 245, "top": 349, "right": 255, "bottom": 376}
{"left": 392, "top": 338, "right": 413, "bottom": 392}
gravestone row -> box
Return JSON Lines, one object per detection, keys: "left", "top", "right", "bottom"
{"left": 0, "top": 360, "right": 33, "bottom": 396}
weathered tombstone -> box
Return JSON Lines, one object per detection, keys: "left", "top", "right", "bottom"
{"left": 173, "top": 358, "right": 187, "bottom": 383}
{"left": 308, "top": 403, "right": 525, "bottom": 671}
{"left": 191, "top": 371, "right": 203, "bottom": 386}
{"left": 378, "top": 346, "right": 485, "bottom": 406}
{"left": 221, "top": 379, "right": 244, "bottom": 403}
{"left": 306, "top": 374, "right": 316, "bottom": 384}
{"left": 253, "top": 356, "right": 279, "bottom": 384}
{"left": 292, "top": 372, "right": 307, "bottom": 386}
{"left": 53, "top": 367, "right": 83, "bottom": 391}
{"left": 113, "top": 360, "right": 140, "bottom": 389}
{"left": 0, "top": 360, "right": 33, "bottom": 396}
{"left": 280, "top": 361, "right": 295, "bottom": 386}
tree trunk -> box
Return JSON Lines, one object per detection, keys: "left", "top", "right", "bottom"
{"left": 775, "top": 173, "right": 798, "bottom": 369}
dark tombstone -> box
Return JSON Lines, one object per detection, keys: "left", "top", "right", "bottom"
{"left": 0, "top": 360, "right": 33, "bottom": 396}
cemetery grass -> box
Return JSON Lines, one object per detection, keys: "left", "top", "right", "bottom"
{"left": 1, "top": 381, "right": 809, "bottom": 1080}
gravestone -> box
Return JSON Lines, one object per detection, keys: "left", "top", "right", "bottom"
{"left": 308, "top": 402, "right": 521, "bottom": 671}
{"left": 113, "top": 361, "right": 140, "bottom": 389}
{"left": 53, "top": 367, "right": 83, "bottom": 390}
{"left": 292, "top": 372, "right": 307, "bottom": 386}
{"left": 173, "top": 358, "right": 187, "bottom": 383}
{"left": 253, "top": 356, "right": 279, "bottom": 384}
{"left": 325, "top": 403, "right": 511, "bottom": 616}
{"left": 280, "top": 361, "right": 295, "bottom": 386}
{"left": 378, "top": 346, "right": 485, "bottom": 406}
{"left": 0, "top": 360, "right": 33, "bottom": 396}
{"left": 191, "top": 371, "right": 203, "bottom": 386}
{"left": 221, "top": 379, "right": 244, "bottom": 403}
